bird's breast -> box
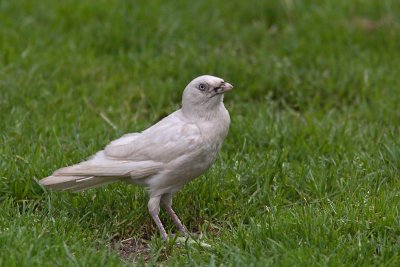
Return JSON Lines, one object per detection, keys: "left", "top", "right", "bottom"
{"left": 147, "top": 107, "right": 230, "bottom": 196}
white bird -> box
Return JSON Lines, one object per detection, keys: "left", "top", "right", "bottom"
{"left": 39, "top": 75, "right": 233, "bottom": 240}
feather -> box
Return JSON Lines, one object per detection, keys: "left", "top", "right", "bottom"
{"left": 40, "top": 151, "right": 162, "bottom": 192}
{"left": 39, "top": 175, "right": 119, "bottom": 192}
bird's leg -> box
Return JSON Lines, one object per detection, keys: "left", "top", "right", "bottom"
{"left": 161, "top": 194, "right": 188, "bottom": 235}
{"left": 148, "top": 196, "right": 168, "bottom": 241}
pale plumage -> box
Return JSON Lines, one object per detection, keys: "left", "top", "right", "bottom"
{"left": 39, "top": 75, "right": 233, "bottom": 240}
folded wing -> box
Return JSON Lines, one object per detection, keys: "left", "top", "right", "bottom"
{"left": 39, "top": 111, "right": 202, "bottom": 192}
{"left": 104, "top": 111, "right": 203, "bottom": 162}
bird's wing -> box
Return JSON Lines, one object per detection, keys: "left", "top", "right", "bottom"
{"left": 104, "top": 111, "right": 203, "bottom": 162}
{"left": 46, "top": 111, "right": 200, "bottom": 184}
{"left": 42, "top": 151, "right": 164, "bottom": 192}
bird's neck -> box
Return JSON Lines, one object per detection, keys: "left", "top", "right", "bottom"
{"left": 182, "top": 96, "right": 225, "bottom": 121}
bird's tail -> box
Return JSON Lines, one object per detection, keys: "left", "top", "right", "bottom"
{"left": 38, "top": 151, "right": 162, "bottom": 192}
{"left": 39, "top": 175, "right": 119, "bottom": 192}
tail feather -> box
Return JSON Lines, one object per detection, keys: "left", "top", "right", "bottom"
{"left": 39, "top": 151, "right": 162, "bottom": 192}
{"left": 54, "top": 152, "right": 162, "bottom": 179}
{"left": 39, "top": 175, "right": 121, "bottom": 192}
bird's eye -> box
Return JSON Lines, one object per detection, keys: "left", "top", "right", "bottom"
{"left": 198, "top": 83, "right": 207, "bottom": 91}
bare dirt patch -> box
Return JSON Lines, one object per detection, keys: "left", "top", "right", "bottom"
{"left": 110, "top": 236, "right": 151, "bottom": 262}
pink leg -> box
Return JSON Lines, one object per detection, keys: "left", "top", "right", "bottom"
{"left": 148, "top": 196, "right": 168, "bottom": 240}
{"left": 161, "top": 194, "right": 188, "bottom": 234}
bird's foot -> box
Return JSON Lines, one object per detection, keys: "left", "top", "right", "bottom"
{"left": 174, "top": 234, "right": 211, "bottom": 248}
{"left": 162, "top": 231, "right": 210, "bottom": 247}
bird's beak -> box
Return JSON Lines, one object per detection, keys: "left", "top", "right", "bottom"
{"left": 221, "top": 82, "right": 233, "bottom": 93}
{"left": 210, "top": 81, "right": 234, "bottom": 98}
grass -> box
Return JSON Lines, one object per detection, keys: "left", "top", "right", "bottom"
{"left": 1, "top": 0, "right": 400, "bottom": 265}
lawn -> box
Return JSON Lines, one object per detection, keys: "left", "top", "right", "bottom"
{"left": 1, "top": 0, "right": 400, "bottom": 265}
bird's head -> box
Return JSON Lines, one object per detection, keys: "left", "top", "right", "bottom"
{"left": 182, "top": 75, "right": 233, "bottom": 118}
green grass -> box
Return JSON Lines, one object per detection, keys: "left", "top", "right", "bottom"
{"left": 1, "top": 0, "right": 400, "bottom": 265}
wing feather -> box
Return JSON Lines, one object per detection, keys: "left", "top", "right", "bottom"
{"left": 104, "top": 111, "right": 203, "bottom": 162}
